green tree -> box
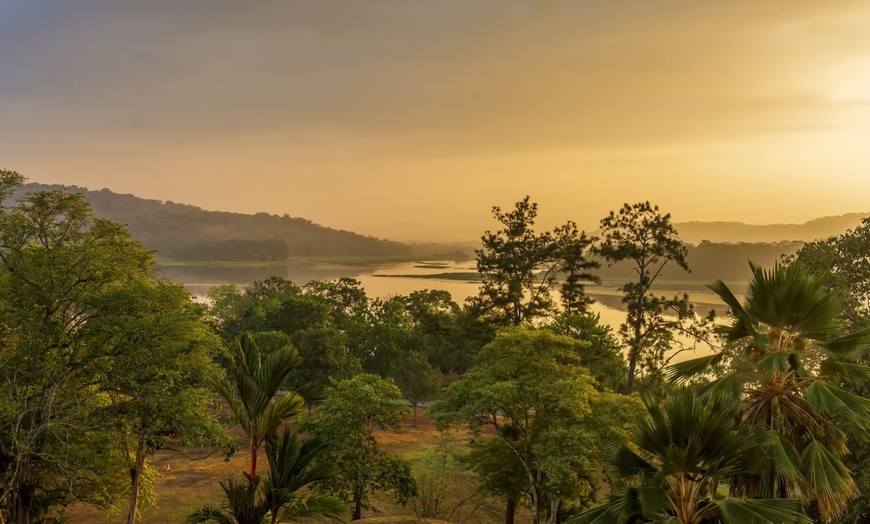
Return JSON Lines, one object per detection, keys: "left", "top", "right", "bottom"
{"left": 791, "top": 222, "right": 870, "bottom": 523}
{"left": 301, "top": 374, "right": 417, "bottom": 520}
{"left": 791, "top": 217, "right": 870, "bottom": 330}
{"left": 394, "top": 350, "right": 440, "bottom": 427}
{"left": 475, "top": 197, "right": 592, "bottom": 326}
{"left": 187, "top": 429, "right": 345, "bottom": 524}
{"left": 596, "top": 201, "right": 711, "bottom": 393}
{"left": 669, "top": 262, "right": 870, "bottom": 521}
{"left": 571, "top": 389, "right": 810, "bottom": 524}
{"left": 558, "top": 233, "right": 600, "bottom": 315}
{"left": 215, "top": 334, "right": 306, "bottom": 480}
{"left": 96, "top": 280, "right": 232, "bottom": 524}
{"left": 0, "top": 172, "right": 169, "bottom": 522}
{"left": 430, "top": 328, "right": 641, "bottom": 524}
{"left": 545, "top": 313, "right": 627, "bottom": 392}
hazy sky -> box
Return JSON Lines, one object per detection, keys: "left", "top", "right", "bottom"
{"left": 2, "top": 1, "right": 870, "bottom": 241}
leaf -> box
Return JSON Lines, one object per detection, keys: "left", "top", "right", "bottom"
{"left": 820, "top": 328, "right": 870, "bottom": 358}
{"left": 800, "top": 440, "right": 859, "bottom": 518}
{"left": 805, "top": 380, "right": 870, "bottom": 430}
{"left": 717, "top": 498, "right": 811, "bottom": 524}
{"left": 665, "top": 353, "right": 724, "bottom": 383}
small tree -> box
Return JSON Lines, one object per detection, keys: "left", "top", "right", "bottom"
{"left": 215, "top": 334, "right": 305, "bottom": 479}
{"left": 187, "top": 429, "right": 345, "bottom": 524}
{"left": 596, "top": 202, "right": 711, "bottom": 393}
{"left": 394, "top": 350, "right": 440, "bottom": 427}
{"left": 301, "top": 374, "right": 417, "bottom": 520}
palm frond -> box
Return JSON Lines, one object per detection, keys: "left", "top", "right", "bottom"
{"left": 717, "top": 498, "right": 811, "bottom": 524}
{"left": 665, "top": 353, "right": 724, "bottom": 383}
{"left": 805, "top": 380, "right": 870, "bottom": 430}
{"left": 799, "top": 441, "right": 859, "bottom": 519}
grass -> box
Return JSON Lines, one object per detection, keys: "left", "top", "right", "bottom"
{"left": 64, "top": 413, "right": 510, "bottom": 524}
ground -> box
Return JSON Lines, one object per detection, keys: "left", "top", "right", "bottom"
{"left": 63, "top": 412, "right": 517, "bottom": 523}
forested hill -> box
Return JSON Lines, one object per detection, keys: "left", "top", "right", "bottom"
{"left": 674, "top": 213, "right": 870, "bottom": 244}
{"left": 16, "top": 184, "right": 414, "bottom": 260}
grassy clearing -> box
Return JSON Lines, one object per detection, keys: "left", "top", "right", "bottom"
{"left": 64, "top": 413, "right": 510, "bottom": 524}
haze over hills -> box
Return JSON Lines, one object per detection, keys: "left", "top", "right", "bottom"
{"left": 17, "top": 184, "right": 422, "bottom": 261}
{"left": 673, "top": 213, "right": 870, "bottom": 244}
{"left": 13, "top": 184, "right": 866, "bottom": 264}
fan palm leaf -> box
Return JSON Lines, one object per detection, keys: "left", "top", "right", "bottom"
{"left": 666, "top": 262, "right": 870, "bottom": 521}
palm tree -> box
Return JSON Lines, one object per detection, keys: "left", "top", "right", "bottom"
{"left": 216, "top": 334, "right": 305, "bottom": 479}
{"left": 570, "top": 389, "right": 810, "bottom": 524}
{"left": 187, "top": 429, "right": 345, "bottom": 524}
{"left": 262, "top": 429, "right": 345, "bottom": 524}
{"left": 187, "top": 475, "right": 270, "bottom": 524}
{"left": 668, "top": 262, "right": 870, "bottom": 521}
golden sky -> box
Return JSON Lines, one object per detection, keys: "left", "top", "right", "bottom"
{"left": 2, "top": 1, "right": 870, "bottom": 241}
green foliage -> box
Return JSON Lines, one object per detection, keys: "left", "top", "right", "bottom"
{"left": 301, "top": 375, "right": 416, "bottom": 520}
{"left": 791, "top": 217, "right": 870, "bottom": 330}
{"left": 215, "top": 334, "right": 306, "bottom": 479}
{"left": 596, "top": 201, "right": 712, "bottom": 393}
{"left": 669, "top": 262, "right": 870, "bottom": 521}
{"left": 0, "top": 171, "right": 228, "bottom": 522}
{"left": 393, "top": 351, "right": 440, "bottom": 427}
{"left": 475, "top": 197, "right": 595, "bottom": 326}
{"left": 545, "top": 313, "right": 627, "bottom": 392}
{"left": 558, "top": 232, "right": 600, "bottom": 315}
{"left": 430, "top": 328, "right": 642, "bottom": 523}
{"left": 571, "top": 389, "right": 810, "bottom": 524}
{"left": 95, "top": 279, "right": 232, "bottom": 522}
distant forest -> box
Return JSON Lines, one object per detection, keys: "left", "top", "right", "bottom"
{"left": 17, "top": 184, "right": 422, "bottom": 260}
{"left": 596, "top": 240, "right": 804, "bottom": 283}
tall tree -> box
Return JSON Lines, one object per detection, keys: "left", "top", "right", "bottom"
{"left": 668, "top": 262, "right": 870, "bottom": 521}
{"left": 215, "top": 334, "right": 306, "bottom": 480}
{"left": 475, "top": 197, "right": 593, "bottom": 326}
{"left": 596, "top": 201, "right": 710, "bottom": 393}
{"left": 301, "top": 374, "right": 417, "bottom": 520}
{"left": 430, "top": 328, "right": 641, "bottom": 524}
{"left": 0, "top": 172, "right": 166, "bottom": 522}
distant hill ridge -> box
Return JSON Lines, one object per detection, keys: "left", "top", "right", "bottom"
{"left": 674, "top": 213, "right": 870, "bottom": 244}
{"left": 13, "top": 183, "right": 866, "bottom": 261}
{"left": 17, "top": 183, "right": 413, "bottom": 260}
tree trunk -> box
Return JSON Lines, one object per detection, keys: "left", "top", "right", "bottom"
{"left": 352, "top": 486, "right": 364, "bottom": 520}
{"left": 413, "top": 403, "right": 418, "bottom": 427}
{"left": 11, "top": 461, "right": 33, "bottom": 524}
{"left": 126, "top": 444, "right": 147, "bottom": 524}
{"left": 12, "top": 485, "right": 33, "bottom": 524}
{"left": 505, "top": 497, "right": 516, "bottom": 524}
{"left": 250, "top": 435, "right": 258, "bottom": 479}
{"left": 626, "top": 354, "right": 638, "bottom": 394}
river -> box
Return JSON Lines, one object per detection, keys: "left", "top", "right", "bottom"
{"left": 157, "top": 260, "right": 728, "bottom": 362}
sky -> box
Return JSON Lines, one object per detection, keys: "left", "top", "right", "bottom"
{"left": 2, "top": 1, "right": 870, "bottom": 242}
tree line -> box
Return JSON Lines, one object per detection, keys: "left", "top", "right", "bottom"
{"left": 1, "top": 170, "right": 868, "bottom": 524}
